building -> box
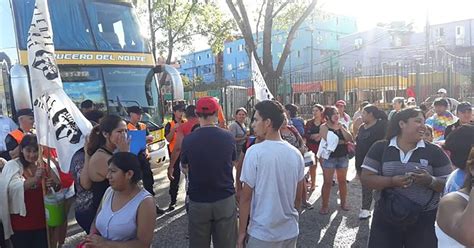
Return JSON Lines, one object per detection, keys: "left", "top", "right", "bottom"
{"left": 180, "top": 11, "right": 357, "bottom": 87}
{"left": 338, "top": 19, "right": 474, "bottom": 71}
{"left": 179, "top": 48, "right": 221, "bottom": 84}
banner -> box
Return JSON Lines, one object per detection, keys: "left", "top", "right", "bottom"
{"left": 27, "top": 0, "right": 92, "bottom": 172}
{"left": 250, "top": 53, "right": 274, "bottom": 101}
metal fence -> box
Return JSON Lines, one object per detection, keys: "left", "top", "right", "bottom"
{"left": 272, "top": 57, "right": 473, "bottom": 119}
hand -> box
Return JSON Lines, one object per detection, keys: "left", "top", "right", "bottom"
{"left": 391, "top": 175, "right": 413, "bottom": 188}
{"left": 412, "top": 169, "right": 433, "bottom": 187}
{"left": 236, "top": 233, "right": 246, "bottom": 248}
{"left": 116, "top": 132, "right": 130, "bottom": 152}
{"left": 84, "top": 234, "right": 106, "bottom": 248}
{"left": 45, "top": 176, "right": 56, "bottom": 188}
{"left": 167, "top": 167, "right": 174, "bottom": 181}
{"left": 146, "top": 135, "right": 154, "bottom": 143}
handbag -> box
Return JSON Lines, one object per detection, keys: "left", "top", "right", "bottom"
{"left": 378, "top": 188, "right": 435, "bottom": 227}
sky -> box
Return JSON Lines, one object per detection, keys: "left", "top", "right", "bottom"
{"left": 189, "top": 0, "right": 474, "bottom": 53}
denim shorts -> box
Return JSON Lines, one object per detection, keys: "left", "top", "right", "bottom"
{"left": 322, "top": 156, "right": 349, "bottom": 169}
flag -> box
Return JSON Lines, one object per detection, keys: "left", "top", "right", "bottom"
{"left": 27, "top": 0, "right": 92, "bottom": 172}
{"left": 250, "top": 53, "right": 274, "bottom": 101}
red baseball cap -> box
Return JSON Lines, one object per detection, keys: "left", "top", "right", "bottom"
{"left": 335, "top": 100, "right": 346, "bottom": 106}
{"left": 196, "top": 97, "right": 219, "bottom": 114}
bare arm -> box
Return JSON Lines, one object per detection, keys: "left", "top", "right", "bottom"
{"left": 165, "top": 124, "right": 178, "bottom": 142}
{"left": 295, "top": 179, "right": 304, "bottom": 211}
{"left": 437, "top": 189, "right": 474, "bottom": 247}
{"left": 87, "top": 153, "right": 109, "bottom": 183}
{"left": 340, "top": 126, "right": 354, "bottom": 143}
{"left": 360, "top": 169, "right": 411, "bottom": 190}
{"left": 169, "top": 131, "right": 184, "bottom": 170}
{"left": 319, "top": 124, "right": 329, "bottom": 141}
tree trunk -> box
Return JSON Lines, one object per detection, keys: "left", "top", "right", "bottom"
{"left": 148, "top": 0, "right": 156, "bottom": 59}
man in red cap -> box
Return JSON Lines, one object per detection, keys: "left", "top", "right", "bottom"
{"left": 181, "top": 97, "right": 237, "bottom": 247}
{"left": 335, "top": 100, "right": 351, "bottom": 129}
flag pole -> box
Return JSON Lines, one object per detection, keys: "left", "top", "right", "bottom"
{"left": 38, "top": 125, "right": 52, "bottom": 248}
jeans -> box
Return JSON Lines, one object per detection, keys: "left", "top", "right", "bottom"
{"left": 188, "top": 195, "right": 237, "bottom": 248}
{"left": 322, "top": 156, "right": 349, "bottom": 169}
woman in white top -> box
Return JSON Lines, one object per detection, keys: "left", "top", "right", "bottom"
{"left": 436, "top": 147, "right": 474, "bottom": 247}
{"left": 83, "top": 152, "right": 156, "bottom": 247}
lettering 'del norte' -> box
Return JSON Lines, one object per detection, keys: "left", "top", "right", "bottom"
{"left": 54, "top": 53, "right": 146, "bottom": 62}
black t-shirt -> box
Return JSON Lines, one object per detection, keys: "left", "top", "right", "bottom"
{"left": 355, "top": 120, "right": 387, "bottom": 168}
{"left": 181, "top": 127, "right": 237, "bottom": 203}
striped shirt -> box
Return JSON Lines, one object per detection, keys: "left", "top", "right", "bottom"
{"left": 362, "top": 137, "right": 452, "bottom": 211}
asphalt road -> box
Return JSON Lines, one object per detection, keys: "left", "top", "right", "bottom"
{"left": 64, "top": 159, "right": 370, "bottom": 247}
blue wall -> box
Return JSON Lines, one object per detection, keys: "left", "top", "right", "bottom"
{"left": 179, "top": 48, "right": 217, "bottom": 84}
{"left": 182, "top": 11, "right": 358, "bottom": 86}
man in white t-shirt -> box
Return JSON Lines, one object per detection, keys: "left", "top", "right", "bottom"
{"left": 238, "top": 100, "right": 305, "bottom": 248}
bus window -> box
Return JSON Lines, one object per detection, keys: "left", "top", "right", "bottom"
{"left": 102, "top": 67, "right": 159, "bottom": 120}
{"left": 61, "top": 67, "right": 107, "bottom": 111}
{"left": 85, "top": 1, "right": 148, "bottom": 53}
{"left": 13, "top": 0, "right": 95, "bottom": 51}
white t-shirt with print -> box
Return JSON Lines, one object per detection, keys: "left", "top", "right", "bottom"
{"left": 240, "top": 140, "right": 304, "bottom": 242}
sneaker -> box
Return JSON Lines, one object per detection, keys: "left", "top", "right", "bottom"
{"left": 156, "top": 206, "right": 166, "bottom": 215}
{"left": 358, "top": 209, "right": 371, "bottom": 219}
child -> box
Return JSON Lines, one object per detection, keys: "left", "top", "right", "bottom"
{"left": 423, "top": 124, "right": 434, "bottom": 143}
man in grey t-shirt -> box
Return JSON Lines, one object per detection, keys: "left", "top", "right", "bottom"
{"left": 238, "top": 100, "right": 304, "bottom": 248}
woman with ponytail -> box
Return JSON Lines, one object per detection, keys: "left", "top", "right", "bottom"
{"left": 354, "top": 105, "right": 388, "bottom": 219}
{"left": 79, "top": 115, "right": 129, "bottom": 233}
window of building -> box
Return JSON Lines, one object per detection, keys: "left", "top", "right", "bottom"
{"left": 232, "top": 72, "right": 235, "bottom": 78}
{"left": 297, "top": 50, "right": 301, "bottom": 58}
{"left": 207, "top": 53, "right": 211, "bottom": 58}
{"left": 439, "top": 27, "right": 445, "bottom": 37}
{"left": 238, "top": 62, "right": 245, "bottom": 69}
{"left": 227, "top": 64, "right": 233, "bottom": 71}
{"left": 197, "top": 55, "right": 201, "bottom": 61}
{"left": 238, "top": 44, "right": 244, "bottom": 51}
{"left": 227, "top": 47, "right": 232, "bottom": 54}
{"left": 456, "top": 26, "right": 465, "bottom": 36}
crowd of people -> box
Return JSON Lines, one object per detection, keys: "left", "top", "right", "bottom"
{"left": 0, "top": 86, "right": 473, "bottom": 247}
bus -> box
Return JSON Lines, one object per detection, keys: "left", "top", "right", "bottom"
{"left": 0, "top": 0, "right": 181, "bottom": 165}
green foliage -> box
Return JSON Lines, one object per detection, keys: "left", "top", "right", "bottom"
{"left": 147, "top": 0, "right": 235, "bottom": 59}
{"left": 273, "top": 1, "right": 309, "bottom": 31}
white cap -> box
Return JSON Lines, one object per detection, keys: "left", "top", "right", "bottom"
{"left": 437, "top": 88, "right": 447, "bottom": 94}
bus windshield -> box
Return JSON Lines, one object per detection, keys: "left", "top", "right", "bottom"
{"left": 13, "top": 0, "right": 148, "bottom": 53}
{"left": 103, "top": 67, "right": 160, "bottom": 119}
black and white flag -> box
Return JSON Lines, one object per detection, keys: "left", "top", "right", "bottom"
{"left": 27, "top": 0, "right": 92, "bottom": 172}
{"left": 250, "top": 52, "right": 274, "bottom": 101}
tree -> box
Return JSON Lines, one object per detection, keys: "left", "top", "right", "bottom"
{"left": 147, "top": 0, "right": 235, "bottom": 64}
{"left": 225, "top": 0, "right": 318, "bottom": 94}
